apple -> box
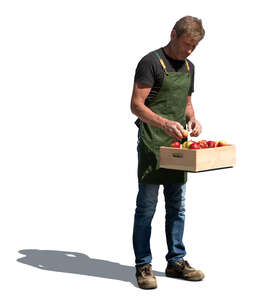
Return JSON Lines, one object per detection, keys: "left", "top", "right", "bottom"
{"left": 183, "top": 130, "right": 189, "bottom": 138}
{"left": 199, "top": 143, "right": 207, "bottom": 149}
{"left": 198, "top": 140, "right": 208, "bottom": 148}
{"left": 185, "top": 141, "right": 194, "bottom": 148}
{"left": 182, "top": 141, "right": 189, "bottom": 148}
{"left": 207, "top": 141, "right": 216, "bottom": 148}
{"left": 190, "top": 142, "right": 201, "bottom": 149}
{"left": 217, "top": 140, "right": 228, "bottom": 147}
{"left": 182, "top": 141, "right": 193, "bottom": 148}
{"left": 182, "top": 141, "right": 194, "bottom": 149}
{"left": 170, "top": 141, "right": 181, "bottom": 148}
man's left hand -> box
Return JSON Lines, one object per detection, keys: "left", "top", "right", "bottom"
{"left": 187, "top": 119, "right": 202, "bottom": 137}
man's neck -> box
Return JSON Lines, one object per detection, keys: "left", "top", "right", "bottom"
{"left": 163, "top": 43, "right": 177, "bottom": 60}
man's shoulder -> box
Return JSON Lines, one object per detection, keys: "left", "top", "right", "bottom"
{"left": 138, "top": 48, "right": 162, "bottom": 65}
{"left": 134, "top": 48, "right": 163, "bottom": 86}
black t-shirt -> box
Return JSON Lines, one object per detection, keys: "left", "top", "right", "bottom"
{"left": 134, "top": 47, "right": 195, "bottom": 127}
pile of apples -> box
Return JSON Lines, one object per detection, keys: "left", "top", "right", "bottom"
{"left": 169, "top": 130, "right": 229, "bottom": 149}
{"left": 170, "top": 140, "right": 228, "bottom": 149}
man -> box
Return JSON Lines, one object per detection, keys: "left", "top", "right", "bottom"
{"left": 130, "top": 16, "right": 205, "bottom": 289}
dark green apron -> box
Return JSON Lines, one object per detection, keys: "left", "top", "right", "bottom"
{"left": 138, "top": 51, "right": 191, "bottom": 184}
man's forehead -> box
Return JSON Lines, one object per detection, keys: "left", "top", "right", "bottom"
{"left": 180, "top": 34, "right": 199, "bottom": 46}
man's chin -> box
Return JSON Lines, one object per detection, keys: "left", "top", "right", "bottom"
{"left": 176, "top": 54, "right": 188, "bottom": 61}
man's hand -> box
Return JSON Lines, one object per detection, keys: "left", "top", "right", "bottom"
{"left": 187, "top": 119, "right": 202, "bottom": 137}
{"left": 163, "top": 120, "right": 186, "bottom": 141}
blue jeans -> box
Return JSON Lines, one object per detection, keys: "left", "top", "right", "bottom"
{"left": 133, "top": 129, "right": 186, "bottom": 266}
{"left": 132, "top": 182, "right": 186, "bottom": 266}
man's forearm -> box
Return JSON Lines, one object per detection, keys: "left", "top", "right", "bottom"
{"left": 133, "top": 102, "right": 195, "bottom": 127}
{"left": 185, "top": 101, "right": 196, "bottom": 122}
{"left": 131, "top": 103, "right": 168, "bottom": 129}
{"left": 131, "top": 102, "right": 188, "bottom": 140}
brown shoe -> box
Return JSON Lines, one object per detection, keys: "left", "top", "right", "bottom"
{"left": 165, "top": 260, "right": 204, "bottom": 281}
{"left": 136, "top": 264, "right": 157, "bottom": 289}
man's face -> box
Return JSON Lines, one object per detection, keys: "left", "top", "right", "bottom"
{"left": 171, "top": 31, "right": 199, "bottom": 60}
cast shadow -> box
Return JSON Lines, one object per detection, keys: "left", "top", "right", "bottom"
{"left": 17, "top": 249, "right": 165, "bottom": 288}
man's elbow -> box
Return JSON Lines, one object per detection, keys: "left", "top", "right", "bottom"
{"left": 130, "top": 100, "right": 140, "bottom": 116}
{"left": 130, "top": 101, "right": 135, "bottom": 114}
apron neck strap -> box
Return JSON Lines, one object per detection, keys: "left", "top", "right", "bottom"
{"left": 154, "top": 51, "right": 190, "bottom": 74}
{"left": 185, "top": 60, "right": 190, "bottom": 72}
{"left": 154, "top": 51, "right": 169, "bottom": 75}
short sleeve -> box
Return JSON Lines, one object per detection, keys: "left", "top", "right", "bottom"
{"left": 134, "top": 56, "right": 155, "bottom": 87}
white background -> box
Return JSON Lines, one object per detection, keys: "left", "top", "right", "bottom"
{"left": 1, "top": 0, "right": 255, "bottom": 298}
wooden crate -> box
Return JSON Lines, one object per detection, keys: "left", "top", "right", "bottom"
{"left": 160, "top": 145, "right": 236, "bottom": 172}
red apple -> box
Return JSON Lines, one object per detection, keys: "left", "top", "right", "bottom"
{"left": 198, "top": 140, "right": 208, "bottom": 148}
{"left": 190, "top": 142, "right": 201, "bottom": 149}
{"left": 207, "top": 141, "right": 216, "bottom": 148}
{"left": 217, "top": 140, "right": 228, "bottom": 147}
{"left": 170, "top": 141, "right": 181, "bottom": 148}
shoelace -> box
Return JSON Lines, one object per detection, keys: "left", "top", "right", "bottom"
{"left": 140, "top": 265, "right": 152, "bottom": 276}
{"left": 177, "top": 260, "right": 191, "bottom": 270}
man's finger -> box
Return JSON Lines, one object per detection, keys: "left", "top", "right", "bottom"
{"left": 192, "top": 130, "right": 198, "bottom": 136}
{"left": 175, "top": 128, "right": 184, "bottom": 140}
{"left": 176, "top": 124, "right": 186, "bottom": 136}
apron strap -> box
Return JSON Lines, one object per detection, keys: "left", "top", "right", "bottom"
{"left": 154, "top": 50, "right": 190, "bottom": 74}
{"left": 185, "top": 60, "right": 190, "bottom": 72}
{"left": 154, "top": 51, "right": 169, "bottom": 75}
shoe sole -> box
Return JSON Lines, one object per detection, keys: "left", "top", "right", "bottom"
{"left": 165, "top": 272, "right": 204, "bottom": 281}
{"left": 138, "top": 283, "right": 157, "bottom": 289}
{"left": 137, "top": 278, "right": 157, "bottom": 289}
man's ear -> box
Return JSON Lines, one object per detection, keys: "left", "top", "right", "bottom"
{"left": 171, "top": 29, "right": 177, "bottom": 40}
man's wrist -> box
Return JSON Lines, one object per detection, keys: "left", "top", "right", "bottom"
{"left": 186, "top": 116, "right": 196, "bottom": 123}
{"left": 158, "top": 116, "right": 168, "bottom": 131}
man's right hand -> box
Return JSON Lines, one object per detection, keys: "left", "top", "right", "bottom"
{"left": 162, "top": 120, "right": 186, "bottom": 141}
